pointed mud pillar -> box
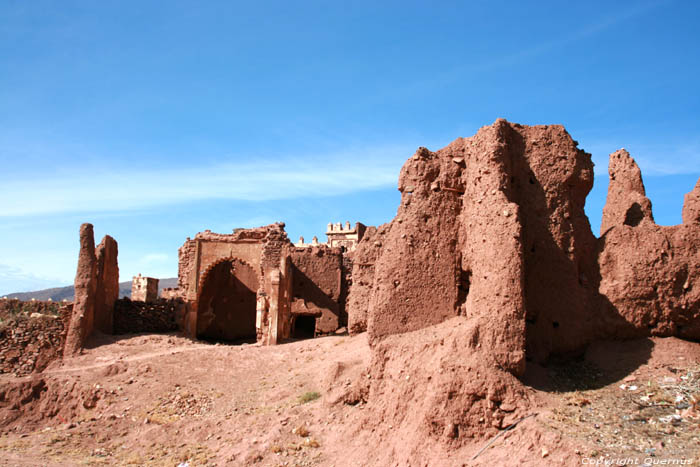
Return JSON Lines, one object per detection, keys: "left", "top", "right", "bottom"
{"left": 94, "top": 235, "right": 119, "bottom": 334}
{"left": 64, "top": 224, "right": 98, "bottom": 357}
{"left": 600, "top": 149, "right": 654, "bottom": 234}
{"left": 682, "top": 178, "right": 700, "bottom": 225}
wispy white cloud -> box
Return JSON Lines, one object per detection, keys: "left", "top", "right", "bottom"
{"left": 0, "top": 145, "right": 411, "bottom": 217}
{"left": 0, "top": 263, "right": 68, "bottom": 295}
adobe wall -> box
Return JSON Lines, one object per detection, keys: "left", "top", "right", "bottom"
{"left": 94, "top": 236, "right": 119, "bottom": 333}
{"left": 597, "top": 150, "right": 700, "bottom": 339}
{"left": 346, "top": 225, "right": 388, "bottom": 334}
{"left": 259, "top": 224, "right": 294, "bottom": 344}
{"left": 170, "top": 223, "right": 352, "bottom": 344}
{"left": 289, "top": 246, "right": 344, "bottom": 335}
{"left": 348, "top": 119, "right": 700, "bottom": 372}
{"left": 173, "top": 223, "right": 296, "bottom": 345}
{"left": 339, "top": 120, "right": 700, "bottom": 453}
{"left": 161, "top": 288, "right": 180, "bottom": 300}
{"left": 176, "top": 228, "right": 271, "bottom": 302}
{"left": 64, "top": 224, "right": 119, "bottom": 357}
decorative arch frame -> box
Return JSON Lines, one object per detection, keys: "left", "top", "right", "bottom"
{"left": 196, "top": 256, "right": 261, "bottom": 301}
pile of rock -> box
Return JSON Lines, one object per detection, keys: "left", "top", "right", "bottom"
{"left": 113, "top": 298, "right": 180, "bottom": 334}
{"left": 0, "top": 299, "right": 63, "bottom": 320}
{"left": 0, "top": 311, "right": 67, "bottom": 376}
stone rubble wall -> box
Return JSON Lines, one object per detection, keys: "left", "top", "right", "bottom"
{"left": 177, "top": 239, "right": 197, "bottom": 292}
{"left": 260, "top": 224, "right": 292, "bottom": 271}
{"left": 113, "top": 298, "right": 181, "bottom": 335}
{"left": 0, "top": 299, "right": 65, "bottom": 319}
{"left": 0, "top": 301, "right": 71, "bottom": 376}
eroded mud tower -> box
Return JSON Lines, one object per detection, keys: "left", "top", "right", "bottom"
{"left": 64, "top": 224, "right": 119, "bottom": 356}
{"left": 343, "top": 119, "right": 700, "bottom": 458}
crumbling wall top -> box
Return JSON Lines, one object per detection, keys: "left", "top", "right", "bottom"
{"left": 194, "top": 223, "right": 287, "bottom": 243}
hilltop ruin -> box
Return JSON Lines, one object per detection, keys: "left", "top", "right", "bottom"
{"left": 3, "top": 119, "right": 698, "bottom": 462}
{"left": 0, "top": 120, "right": 700, "bottom": 465}
{"left": 27, "top": 119, "right": 700, "bottom": 365}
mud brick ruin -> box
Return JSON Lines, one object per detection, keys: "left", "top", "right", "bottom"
{"left": 4, "top": 119, "right": 699, "bottom": 443}
{"left": 63, "top": 225, "right": 119, "bottom": 357}
{"left": 161, "top": 223, "right": 359, "bottom": 344}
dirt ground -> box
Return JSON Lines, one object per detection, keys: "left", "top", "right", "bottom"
{"left": 0, "top": 332, "right": 699, "bottom": 466}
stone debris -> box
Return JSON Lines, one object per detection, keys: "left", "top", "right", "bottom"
{"left": 113, "top": 298, "right": 180, "bottom": 335}
{"left": 0, "top": 309, "right": 68, "bottom": 375}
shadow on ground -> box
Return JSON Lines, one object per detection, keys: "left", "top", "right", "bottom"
{"left": 522, "top": 338, "right": 654, "bottom": 392}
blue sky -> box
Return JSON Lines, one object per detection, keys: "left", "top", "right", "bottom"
{"left": 1, "top": 0, "right": 699, "bottom": 294}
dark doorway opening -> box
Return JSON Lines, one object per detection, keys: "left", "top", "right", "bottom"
{"left": 293, "top": 315, "right": 317, "bottom": 339}
{"left": 456, "top": 268, "right": 471, "bottom": 314}
{"left": 197, "top": 260, "right": 258, "bottom": 344}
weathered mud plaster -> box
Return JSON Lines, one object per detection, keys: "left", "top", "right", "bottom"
{"left": 64, "top": 224, "right": 119, "bottom": 356}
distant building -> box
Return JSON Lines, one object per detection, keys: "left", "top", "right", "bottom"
{"left": 292, "top": 221, "right": 367, "bottom": 252}
{"left": 132, "top": 274, "right": 159, "bottom": 303}
{"left": 326, "top": 221, "right": 367, "bottom": 251}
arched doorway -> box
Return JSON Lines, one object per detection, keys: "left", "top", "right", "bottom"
{"left": 197, "top": 259, "right": 259, "bottom": 343}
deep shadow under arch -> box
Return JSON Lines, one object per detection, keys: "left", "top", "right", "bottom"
{"left": 197, "top": 259, "right": 259, "bottom": 343}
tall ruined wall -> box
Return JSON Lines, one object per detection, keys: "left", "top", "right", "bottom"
{"left": 94, "top": 236, "right": 119, "bottom": 334}
{"left": 347, "top": 225, "right": 388, "bottom": 334}
{"left": 598, "top": 150, "right": 700, "bottom": 339}
{"left": 339, "top": 120, "right": 700, "bottom": 458}
{"left": 364, "top": 120, "right": 606, "bottom": 373}
{"left": 367, "top": 146, "right": 464, "bottom": 345}
{"left": 600, "top": 149, "right": 656, "bottom": 234}
{"left": 63, "top": 224, "right": 98, "bottom": 356}
{"left": 353, "top": 119, "right": 700, "bottom": 369}
{"left": 260, "top": 223, "right": 292, "bottom": 271}
{"left": 259, "top": 224, "right": 293, "bottom": 343}
{"left": 177, "top": 239, "right": 197, "bottom": 293}
{"left": 510, "top": 124, "right": 602, "bottom": 362}
{"left": 289, "top": 246, "right": 344, "bottom": 335}
{"left": 683, "top": 178, "right": 700, "bottom": 224}
{"left": 64, "top": 224, "right": 119, "bottom": 356}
